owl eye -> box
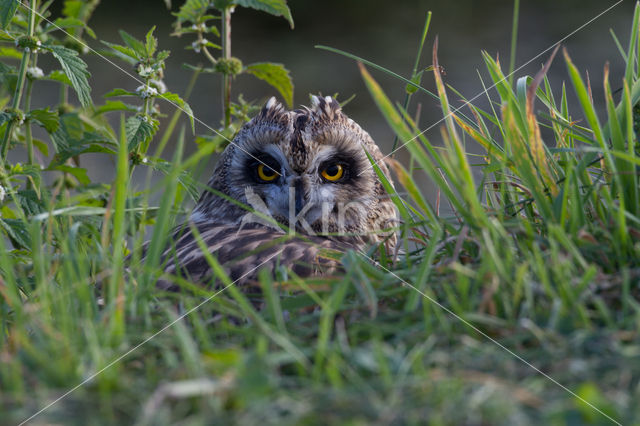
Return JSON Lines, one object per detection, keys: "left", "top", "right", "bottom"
{"left": 320, "top": 164, "right": 345, "bottom": 182}
{"left": 257, "top": 164, "right": 279, "bottom": 182}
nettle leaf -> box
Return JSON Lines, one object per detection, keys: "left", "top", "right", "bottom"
{"left": 126, "top": 115, "right": 158, "bottom": 151}
{"left": 213, "top": 0, "right": 234, "bottom": 9}
{"left": 46, "top": 45, "right": 92, "bottom": 108}
{"left": 0, "top": 218, "right": 31, "bottom": 250}
{"left": 32, "top": 138, "right": 48, "bottom": 156}
{"left": 44, "top": 17, "right": 86, "bottom": 34}
{"left": 0, "top": 111, "right": 12, "bottom": 125}
{"left": 28, "top": 108, "right": 59, "bottom": 133}
{"left": 245, "top": 62, "right": 293, "bottom": 107}
{"left": 101, "top": 40, "right": 138, "bottom": 64}
{"left": 53, "top": 164, "right": 90, "bottom": 185}
{"left": 145, "top": 26, "right": 157, "bottom": 57}
{"left": 49, "top": 142, "right": 115, "bottom": 167}
{"left": 45, "top": 70, "right": 72, "bottom": 86}
{"left": 104, "top": 88, "right": 138, "bottom": 97}
{"left": 51, "top": 113, "right": 83, "bottom": 151}
{"left": 157, "top": 50, "right": 170, "bottom": 62}
{"left": 233, "top": 0, "right": 293, "bottom": 29}
{"left": 0, "top": 47, "right": 21, "bottom": 59}
{"left": 0, "top": 0, "right": 19, "bottom": 30}
{"left": 119, "top": 29, "right": 147, "bottom": 59}
{"left": 48, "top": 17, "right": 96, "bottom": 39}
{"left": 63, "top": 0, "right": 83, "bottom": 19}
{"left": 17, "top": 189, "right": 46, "bottom": 216}
{"left": 49, "top": 113, "right": 115, "bottom": 166}
{"left": 9, "top": 164, "right": 42, "bottom": 191}
{"left": 159, "top": 91, "right": 195, "bottom": 132}
{"left": 175, "top": 0, "right": 211, "bottom": 24}
{"left": 94, "top": 100, "right": 137, "bottom": 115}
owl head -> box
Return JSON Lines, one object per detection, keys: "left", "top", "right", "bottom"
{"left": 192, "top": 96, "right": 397, "bottom": 247}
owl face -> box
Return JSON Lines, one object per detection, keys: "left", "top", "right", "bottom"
{"left": 193, "top": 96, "right": 397, "bottom": 245}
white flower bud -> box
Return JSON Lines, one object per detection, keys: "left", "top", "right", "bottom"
{"left": 149, "top": 79, "right": 166, "bottom": 94}
{"left": 135, "top": 85, "right": 158, "bottom": 99}
{"left": 27, "top": 66, "right": 44, "bottom": 79}
{"left": 137, "top": 65, "right": 154, "bottom": 78}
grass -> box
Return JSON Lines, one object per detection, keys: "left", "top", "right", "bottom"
{"left": 1, "top": 0, "right": 640, "bottom": 425}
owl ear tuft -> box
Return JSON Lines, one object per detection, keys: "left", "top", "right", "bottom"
{"left": 257, "top": 96, "right": 287, "bottom": 122}
{"left": 310, "top": 95, "right": 342, "bottom": 121}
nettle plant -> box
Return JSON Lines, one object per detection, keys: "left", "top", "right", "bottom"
{"left": 0, "top": 0, "right": 294, "bottom": 269}
{"left": 169, "top": 0, "right": 294, "bottom": 144}
{"left": 0, "top": 0, "right": 104, "bottom": 253}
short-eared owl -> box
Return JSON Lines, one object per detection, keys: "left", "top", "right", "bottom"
{"left": 154, "top": 96, "right": 397, "bottom": 289}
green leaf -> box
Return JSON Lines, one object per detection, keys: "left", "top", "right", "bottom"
{"left": 0, "top": 218, "right": 31, "bottom": 250}
{"left": 49, "top": 113, "right": 115, "bottom": 166}
{"left": 45, "top": 70, "right": 72, "bottom": 86}
{"left": 126, "top": 115, "right": 158, "bottom": 151}
{"left": 28, "top": 108, "right": 59, "bottom": 133}
{"left": 233, "top": 0, "right": 293, "bottom": 28}
{"left": 52, "top": 164, "right": 90, "bottom": 185}
{"left": 175, "top": 0, "right": 211, "bottom": 24}
{"left": 49, "top": 143, "right": 115, "bottom": 167}
{"left": 145, "top": 26, "right": 157, "bottom": 57}
{"left": 101, "top": 40, "right": 138, "bottom": 63}
{"left": 213, "top": 0, "right": 233, "bottom": 9}
{"left": 50, "top": 113, "right": 84, "bottom": 151}
{"left": 63, "top": 0, "right": 83, "bottom": 19}
{"left": 0, "top": 47, "right": 21, "bottom": 59}
{"left": 104, "top": 88, "right": 138, "bottom": 98}
{"left": 43, "top": 17, "right": 88, "bottom": 34}
{"left": 93, "top": 100, "right": 137, "bottom": 115}
{"left": 0, "top": 0, "right": 19, "bottom": 30}
{"left": 9, "top": 163, "right": 42, "bottom": 191}
{"left": 17, "top": 189, "right": 45, "bottom": 216}
{"left": 119, "top": 29, "right": 147, "bottom": 59}
{"left": 0, "top": 111, "right": 12, "bottom": 125}
{"left": 46, "top": 45, "right": 92, "bottom": 108}
{"left": 159, "top": 91, "right": 195, "bottom": 133}
{"left": 245, "top": 62, "right": 293, "bottom": 107}
{"left": 32, "top": 138, "right": 48, "bottom": 156}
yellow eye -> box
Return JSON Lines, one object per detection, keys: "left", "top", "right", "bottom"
{"left": 257, "top": 164, "right": 279, "bottom": 182}
{"left": 321, "top": 164, "right": 344, "bottom": 182}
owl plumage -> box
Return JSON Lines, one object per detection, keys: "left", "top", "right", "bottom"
{"left": 153, "top": 96, "right": 397, "bottom": 290}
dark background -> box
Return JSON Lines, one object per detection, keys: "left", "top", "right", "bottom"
{"left": 28, "top": 0, "right": 637, "bottom": 195}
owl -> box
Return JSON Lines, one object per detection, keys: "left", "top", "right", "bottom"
{"left": 153, "top": 96, "right": 397, "bottom": 290}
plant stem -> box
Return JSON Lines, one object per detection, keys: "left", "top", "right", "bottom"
{"left": 221, "top": 7, "right": 232, "bottom": 128}
{"left": 25, "top": 51, "right": 38, "bottom": 173}
{"left": 1, "top": 53, "right": 30, "bottom": 159}
{"left": 1, "top": 0, "right": 37, "bottom": 159}
{"left": 508, "top": 0, "right": 520, "bottom": 86}
{"left": 25, "top": 77, "right": 34, "bottom": 167}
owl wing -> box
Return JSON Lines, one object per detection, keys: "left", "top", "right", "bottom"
{"left": 144, "top": 222, "right": 350, "bottom": 291}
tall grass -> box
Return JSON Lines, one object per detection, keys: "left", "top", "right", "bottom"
{"left": 1, "top": 1, "right": 640, "bottom": 424}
